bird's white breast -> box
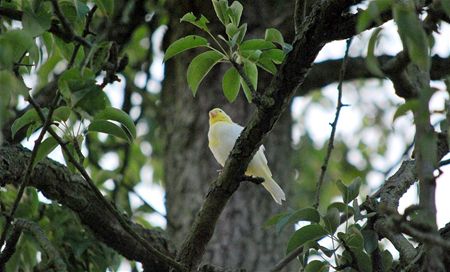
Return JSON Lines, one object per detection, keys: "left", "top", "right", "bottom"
{"left": 208, "top": 122, "right": 243, "bottom": 166}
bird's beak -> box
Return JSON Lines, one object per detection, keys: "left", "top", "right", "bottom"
{"left": 209, "top": 111, "right": 217, "bottom": 118}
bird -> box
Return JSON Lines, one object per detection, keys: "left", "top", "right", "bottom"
{"left": 207, "top": 108, "right": 286, "bottom": 204}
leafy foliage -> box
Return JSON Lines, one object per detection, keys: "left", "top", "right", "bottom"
{"left": 164, "top": 0, "right": 290, "bottom": 102}
{"left": 267, "top": 178, "right": 389, "bottom": 271}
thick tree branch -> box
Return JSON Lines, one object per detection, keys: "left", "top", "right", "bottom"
{"left": 301, "top": 55, "right": 450, "bottom": 93}
{"left": 176, "top": 1, "right": 366, "bottom": 270}
{"left": 337, "top": 131, "right": 449, "bottom": 266}
{"left": 0, "top": 145, "right": 175, "bottom": 272}
{"left": 27, "top": 98, "right": 185, "bottom": 272}
{"left": 269, "top": 245, "right": 303, "bottom": 272}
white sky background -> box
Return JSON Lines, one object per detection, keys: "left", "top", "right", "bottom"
{"left": 19, "top": 15, "right": 450, "bottom": 271}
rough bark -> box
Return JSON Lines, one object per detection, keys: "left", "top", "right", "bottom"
{"left": 0, "top": 145, "right": 174, "bottom": 271}
{"left": 162, "top": 1, "right": 295, "bottom": 270}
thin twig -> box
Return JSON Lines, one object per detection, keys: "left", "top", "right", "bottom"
{"left": 50, "top": 0, "right": 74, "bottom": 38}
{"left": 313, "top": 38, "right": 352, "bottom": 209}
{"left": 122, "top": 183, "right": 166, "bottom": 218}
{"left": 269, "top": 245, "right": 304, "bottom": 272}
{"left": 0, "top": 95, "right": 58, "bottom": 250}
{"left": 49, "top": 0, "right": 91, "bottom": 48}
{"left": 68, "top": 5, "right": 97, "bottom": 68}
{"left": 439, "top": 158, "right": 450, "bottom": 166}
{"left": 27, "top": 98, "right": 186, "bottom": 272}
{"left": 0, "top": 219, "right": 21, "bottom": 270}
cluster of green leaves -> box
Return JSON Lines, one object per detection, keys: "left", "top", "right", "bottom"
{"left": 0, "top": 0, "right": 149, "bottom": 269}
{"left": 0, "top": 187, "right": 120, "bottom": 271}
{"left": 357, "top": 0, "right": 445, "bottom": 75}
{"left": 0, "top": 0, "right": 136, "bottom": 171}
{"left": 267, "top": 178, "right": 393, "bottom": 272}
{"left": 164, "top": 0, "right": 289, "bottom": 102}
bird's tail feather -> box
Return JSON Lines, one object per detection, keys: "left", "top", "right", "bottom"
{"left": 262, "top": 177, "right": 286, "bottom": 205}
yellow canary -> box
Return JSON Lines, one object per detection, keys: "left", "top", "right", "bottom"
{"left": 208, "top": 108, "right": 286, "bottom": 204}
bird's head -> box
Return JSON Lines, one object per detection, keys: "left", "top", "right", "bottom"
{"left": 209, "top": 108, "right": 232, "bottom": 125}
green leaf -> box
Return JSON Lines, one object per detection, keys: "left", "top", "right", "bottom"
{"left": 72, "top": 84, "right": 109, "bottom": 115}
{"left": 257, "top": 58, "right": 277, "bottom": 74}
{"left": 381, "top": 250, "right": 393, "bottom": 271}
{"left": 34, "top": 136, "right": 58, "bottom": 167}
{"left": 95, "top": 0, "right": 114, "bottom": 16}
{"left": 225, "top": 24, "right": 247, "bottom": 48}
{"left": 393, "top": 99, "right": 419, "bottom": 121}
{"left": 0, "top": 70, "right": 29, "bottom": 96}
{"left": 186, "top": 50, "right": 223, "bottom": 96}
{"left": 22, "top": 7, "right": 52, "bottom": 36}
{"left": 393, "top": 3, "right": 430, "bottom": 70}
{"left": 212, "top": 0, "right": 229, "bottom": 25}
{"left": 239, "top": 59, "right": 258, "bottom": 102}
{"left": 265, "top": 28, "right": 285, "bottom": 46}
{"left": 260, "top": 49, "right": 285, "bottom": 64}
{"left": 362, "top": 229, "right": 379, "bottom": 254}
{"left": 239, "top": 49, "right": 262, "bottom": 62}
{"left": 276, "top": 208, "right": 321, "bottom": 233}
{"left": 55, "top": 36, "right": 75, "bottom": 61}
{"left": 353, "top": 199, "right": 364, "bottom": 221}
{"left": 323, "top": 207, "right": 340, "bottom": 234}
{"left": 11, "top": 109, "right": 41, "bottom": 138}
{"left": 90, "top": 41, "right": 112, "bottom": 72}
{"left": 337, "top": 178, "right": 361, "bottom": 204}
{"left": 226, "top": 23, "right": 238, "bottom": 40}
{"left": 356, "top": 0, "right": 392, "bottom": 33}
{"left": 240, "top": 39, "right": 275, "bottom": 51}
{"left": 60, "top": 0, "right": 89, "bottom": 18}
{"left": 94, "top": 106, "right": 137, "bottom": 140}
{"left": 443, "top": 0, "right": 450, "bottom": 18}
{"left": 336, "top": 180, "right": 348, "bottom": 202}
{"left": 264, "top": 212, "right": 290, "bottom": 228}
{"left": 164, "top": 35, "right": 208, "bottom": 62}
{"left": 304, "top": 260, "right": 328, "bottom": 272}
{"left": 366, "top": 28, "right": 384, "bottom": 77}
{"left": 339, "top": 226, "right": 364, "bottom": 249}
{"left": 222, "top": 67, "right": 240, "bottom": 102}
{"left": 57, "top": 68, "right": 109, "bottom": 114}
{"left": 328, "top": 202, "right": 354, "bottom": 214}
{"left": 88, "top": 120, "right": 131, "bottom": 142}
{"left": 180, "top": 12, "right": 210, "bottom": 32}
{"left": 53, "top": 106, "right": 71, "bottom": 122}
{"left": 286, "top": 224, "right": 328, "bottom": 254}
{"left": 228, "top": 1, "right": 243, "bottom": 26}
{"left": 347, "top": 177, "right": 361, "bottom": 204}
{"left": 354, "top": 249, "right": 373, "bottom": 272}
{"left": 0, "top": 30, "right": 35, "bottom": 68}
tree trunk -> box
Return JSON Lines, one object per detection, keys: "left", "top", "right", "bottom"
{"left": 161, "top": 1, "right": 295, "bottom": 270}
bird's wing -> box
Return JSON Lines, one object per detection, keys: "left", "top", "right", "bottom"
{"left": 259, "top": 145, "right": 268, "bottom": 165}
